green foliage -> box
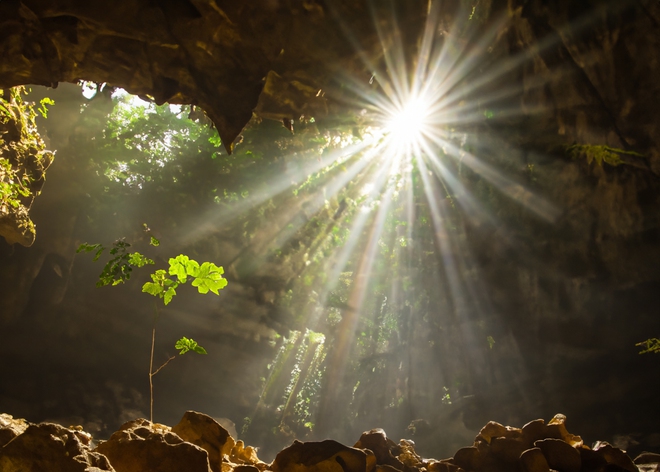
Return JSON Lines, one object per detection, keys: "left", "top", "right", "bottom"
{"left": 142, "top": 269, "right": 178, "bottom": 305}
{"left": 37, "top": 97, "right": 55, "bottom": 119}
{"left": 567, "top": 144, "right": 645, "bottom": 167}
{"left": 77, "top": 239, "right": 154, "bottom": 287}
{"left": 175, "top": 337, "right": 208, "bottom": 355}
{"left": 142, "top": 255, "right": 228, "bottom": 305}
{"left": 79, "top": 232, "right": 225, "bottom": 423}
{"left": 0, "top": 158, "right": 31, "bottom": 208}
{"left": 76, "top": 242, "right": 104, "bottom": 261}
{"left": 636, "top": 338, "right": 660, "bottom": 354}
{"left": 0, "top": 86, "right": 53, "bottom": 240}
{"left": 487, "top": 335, "right": 495, "bottom": 349}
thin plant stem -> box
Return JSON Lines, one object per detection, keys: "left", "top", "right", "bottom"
{"left": 148, "top": 301, "right": 177, "bottom": 424}
{"left": 149, "top": 326, "right": 155, "bottom": 424}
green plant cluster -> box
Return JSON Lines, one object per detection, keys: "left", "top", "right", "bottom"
{"left": 77, "top": 239, "right": 154, "bottom": 287}
{"left": 78, "top": 233, "right": 227, "bottom": 423}
{"left": 142, "top": 254, "right": 227, "bottom": 305}
{"left": 636, "top": 338, "right": 660, "bottom": 354}
{"left": 567, "top": 144, "right": 645, "bottom": 168}
{"left": 0, "top": 86, "right": 54, "bottom": 245}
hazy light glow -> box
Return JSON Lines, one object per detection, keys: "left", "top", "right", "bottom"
{"left": 383, "top": 94, "right": 432, "bottom": 151}
{"left": 168, "top": 1, "right": 569, "bottom": 438}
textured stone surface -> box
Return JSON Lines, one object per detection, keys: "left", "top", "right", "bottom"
{"left": 0, "top": 413, "right": 648, "bottom": 472}
{"left": 2, "top": 0, "right": 654, "bottom": 162}
{"left": 172, "top": 410, "right": 235, "bottom": 472}
{"left": 95, "top": 418, "right": 211, "bottom": 472}
{"left": 0, "top": 0, "right": 409, "bottom": 151}
{"left": 0, "top": 422, "right": 114, "bottom": 472}
{"left": 272, "top": 439, "right": 372, "bottom": 472}
{"left": 534, "top": 438, "right": 581, "bottom": 472}
{"left": 519, "top": 447, "right": 549, "bottom": 472}
{"left": 0, "top": 413, "right": 29, "bottom": 448}
{"left": 353, "top": 429, "right": 404, "bottom": 471}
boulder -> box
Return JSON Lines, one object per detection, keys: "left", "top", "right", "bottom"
{"left": 519, "top": 447, "right": 550, "bottom": 472}
{"left": 354, "top": 429, "right": 404, "bottom": 470}
{"left": 634, "top": 452, "right": 660, "bottom": 472}
{"left": 451, "top": 446, "right": 482, "bottom": 471}
{"left": 589, "top": 442, "right": 638, "bottom": 472}
{"left": 172, "top": 410, "right": 235, "bottom": 472}
{"left": 520, "top": 420, "right": 547, "bottom": 446}
{"left": 272, "top": 439, "right": 373, "bottom": 472}
{"left": 489, "top": 436, "right": 528, "bottom": 464}
{"left": 426, "top": 460, "right": 464, "bottom": 472}
{"left": 0, "top": 422, "right": 114, "bottom": 472}
{"left": 534, "top": 438, "right": 581, "bottom": 472}
{"left": 95, "top": 418, "right": 211, "bottom": 472}
{"left": 0, "top": 413, "right": 29, "bottom": 448}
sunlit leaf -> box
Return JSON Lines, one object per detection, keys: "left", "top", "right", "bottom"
{"left": 175, "top": 336, "right": 207, "bottom": 355}
{"left": 128, "top": 252, "right": 154, "bottom": 267}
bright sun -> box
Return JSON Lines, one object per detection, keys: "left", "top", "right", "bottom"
{"left": 383, "top": 94, "right": 432, "bottom": 151}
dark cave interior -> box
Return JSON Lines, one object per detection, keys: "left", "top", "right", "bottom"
{"left": 0, "top": 0, "right": 659, "bottom": 470}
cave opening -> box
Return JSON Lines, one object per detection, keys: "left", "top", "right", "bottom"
{"left": 0, "top": 0, "right": 659, "bottom": 468}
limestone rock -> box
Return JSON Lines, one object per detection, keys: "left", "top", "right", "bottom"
{"left": 444, "top": 414, "right": 640, "bottom": 472}
{"left": 489, "top": 436, "right": 528, "bottom": 464}
{"left": 634, "top": 452, "right": 660, "bottom": 472}
{"left": 521, "top": 420, "right": 547, "bottom": 445}
{"left": 519, "top": 447, "right": 550, "bottom": 472}
{"left": 229, "top": 439, "right": 264, "bottom": 467}
{"left": 534, "top": 438, "right": 581, "bottom": 472}
{"left": 451, "top": 446, "right": 482, "bottom": 471}
{"left": 172, "top": 410, "right": 235, "bottom": 472}
{"left": 0, "top": 422, "right": 114, "bottom": 472}
{"left": 354, "top": 429, "right": 404, "bottom": 470}
{"left": 234, "top": 465, "right": 261, "bottom": 472}
{"left": 0, "top": 0, "right": 392, "bottom": 151}
{"left": 0, "top": 413, "right": 29, "bottom": 448}
{"left": 95, "top": 418, "right": 211, "bottom": 472}
{"left": 590, "top": 441, "right": 637, "bottom": 472}
{"left": 545, "top": 414, "right": 583, "bottom": 447}
{"left": 426, "top": 460, "right": 464, "bottom": 472}
{"left": 272, "top": 439, "right": 372, "bottom": 472}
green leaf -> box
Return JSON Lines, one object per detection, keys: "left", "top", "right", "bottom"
{"left": 128, "top": 252, "right": 154, "bottom": 267}
{"left": 38, "top": 97, "right": 55, "bottom": 118}
{"left": 77, "top": 243, "right": 105, "bottom": 261}
{"left": 142, "top": 281, "right": 163, "bottom": 297}
{"left": 169, "top": 255, "right": 191, "bottom": 283}
{"left": 150, "top": 236, "right": 160, "bottom": 247}
{"left": 175, "top": 337, "right": 207, "bottom": 355}
{"left": 163, "top": 286, "right": 176, "bottom": 305}
{"left": 193, "top": 345, "right": 208, "bottom": 355}
{"left": 191, "top": 262, "right": 227, "bottom": 295}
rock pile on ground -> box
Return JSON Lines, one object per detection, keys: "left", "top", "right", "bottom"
{"left": 0, "top": 411, "right": 658, "bottom": 472}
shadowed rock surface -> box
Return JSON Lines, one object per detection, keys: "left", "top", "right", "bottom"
{"left": 0, "top": 0, "right": 659, "bottom": 464}
{"left": 2, "top": 412, "right": 658, "bottom": 472}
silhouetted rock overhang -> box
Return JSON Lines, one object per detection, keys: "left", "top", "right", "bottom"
{"left": 0, "top": 0, "right": 433, "bottom": 153}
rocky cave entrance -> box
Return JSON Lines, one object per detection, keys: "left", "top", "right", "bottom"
{"left": 0, "top": 0, "right": 659, "bottom": 470}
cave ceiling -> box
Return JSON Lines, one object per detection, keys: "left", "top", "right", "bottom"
{"left": 0, "top": 0, "right": 435, "bottom": 151}
{"left": 1, "top": 0, "right": 659, "bottom": 160}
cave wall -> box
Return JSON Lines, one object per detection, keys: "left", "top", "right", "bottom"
{"left": 0, "top": 0, "right": 659, "bottom": 461}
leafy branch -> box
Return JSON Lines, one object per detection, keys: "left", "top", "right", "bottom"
{"left": 567, "top": 144, "right": 646, "bottom": 168}
{"left": 78, "top": 234, "right": 227, "bottom": 424}
{"left": 77, "top": 239, "right": 154, "bottom": 286}
{"left": 636, "top": 338, "right": 660, "bottom": 354}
